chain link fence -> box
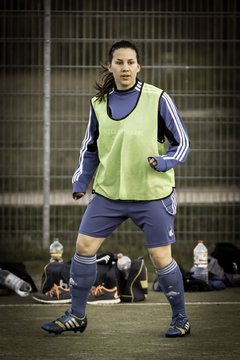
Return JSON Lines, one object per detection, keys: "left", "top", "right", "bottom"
{"left": 0, "top": 0, "right": 239, "bottom": 257}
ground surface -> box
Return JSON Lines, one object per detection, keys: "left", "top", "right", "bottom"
{"left": 0, "top": 287, "right": 239, "bottom": 360}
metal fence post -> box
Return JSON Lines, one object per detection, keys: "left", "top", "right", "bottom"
{"left": 43, "top": 0, "right": 51, "bottom": 249}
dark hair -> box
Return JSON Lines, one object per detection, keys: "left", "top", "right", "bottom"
{"left": 95, "top": 40, "right": 140, "bottom": 102}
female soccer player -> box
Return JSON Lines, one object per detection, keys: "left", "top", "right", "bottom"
{"left": 42, "top": 40, "right": 191, "bottom": 337}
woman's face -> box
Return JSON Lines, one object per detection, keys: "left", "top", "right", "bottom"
{"left": 108, "top": 48, "right": 141, "bottom": 90}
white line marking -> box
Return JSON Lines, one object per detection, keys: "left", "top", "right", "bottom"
{"left": 0, "top": 301, "right": 239, "bottom": 307}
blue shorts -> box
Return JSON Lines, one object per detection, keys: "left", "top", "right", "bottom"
{"left": 79, "top": 191, "right": 177, "bottom": 248}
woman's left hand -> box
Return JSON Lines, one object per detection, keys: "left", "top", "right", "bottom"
{"left": 147, "top": 157, "right": 157, "bottom": 169}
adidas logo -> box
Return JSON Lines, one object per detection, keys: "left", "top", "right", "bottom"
{"left": 64, "top": 317, "right": 80, "bottom": 330}
{"left": 169, "top": 228, "right": 174, "bottom": 237}
{"left": 59, "top": 279, "right": 69, "bottom": 289}
{"left": 56, "top": 316, "right": 80, "bottom": 330}
{"left": 69, "top": 277, "right": 77, "bottom": 286}
{"left": 166, "top": 291, "right": 180, "bottom": 297}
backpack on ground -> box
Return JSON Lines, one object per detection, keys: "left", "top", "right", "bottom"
{"left": 40, "top": 254, "right": 149, "bottom": 302}
{"left": 116, "top": 257, "right": 148, "bottom": 302}
{"left": 211, "top": 242, "right": 240, "bottom": 274}
{"left": 41, "top": 261, "right": 71, "bottom": 293}
{"left": 40, "top": 253, "right": 117, "bottom": 293}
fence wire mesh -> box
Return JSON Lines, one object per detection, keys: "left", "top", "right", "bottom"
{"left": 0, "top": 0, "right": 239, "bottom": 255}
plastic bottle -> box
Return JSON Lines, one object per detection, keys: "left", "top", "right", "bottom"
{"left": 117, "top": 256, "right": 132, "bottom": 280}
{"left": 49, "top": 238, "right": 63, "bottom": 262}
{"left": 193, "top": 240, "right": 208, "bottom": 283}
{"left": 0, "top": 268, "right": 32, "bottom": 297}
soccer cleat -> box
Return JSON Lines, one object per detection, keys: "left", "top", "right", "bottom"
{"left": 32, "top": 283, "right": 71, "bottom": 304}
{"left": 41, "top": 310, "right": 87, "bottom": 335}
{"left": 165, "top": 314, "right": 191, "bottom": 337}
{"left": 87, "top": 285, "right": 121, "bottom": 305}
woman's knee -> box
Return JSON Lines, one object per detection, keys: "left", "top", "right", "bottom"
{"left": 148, "top": 245, "right": 172, "bottom": 269}
{"left": 76, "top": 233, "right": 105, "bottom": 255}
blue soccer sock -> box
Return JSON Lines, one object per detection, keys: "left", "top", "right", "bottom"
{"left": 69, "top": 253, "right": 97, "bottom": 318}
{"left": 155, "top": 259, "right": 186, "bottom": 320}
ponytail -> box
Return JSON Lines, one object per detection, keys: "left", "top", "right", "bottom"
{"left": 95, "top": 65, "right": 115, "bottom": 102}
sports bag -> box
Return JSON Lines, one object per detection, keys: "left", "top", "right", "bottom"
{"left": 40, "top": 253, "right": 117, "bottom": 293}
{"left": 41, "top": 261, "right": 71, "bottom": 293}
{"left": 116, "top": 257, "right": 148, "bottom": 302}
{"left": 211, "top": 242, "right": 240, "bottom": 274}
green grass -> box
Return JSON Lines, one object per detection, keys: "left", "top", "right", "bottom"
{"left": 0, "top": 288, "right": 240, "bottom": 360}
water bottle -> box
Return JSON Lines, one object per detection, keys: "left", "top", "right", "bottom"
{"left": 193, "top": 240, "right": 208, "bottom": 283}
{"left": 49, "top": 238, "right": 63, "bottom": 262}
{"left": 0, "top": 268, "right": 32, "bottom": 297}
{"left": 117, "top": 256, "right": 132, "bottom": 280}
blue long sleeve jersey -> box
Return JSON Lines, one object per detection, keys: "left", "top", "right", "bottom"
{"left": 72, "top": 80, "right": 190, "bottom": 194}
